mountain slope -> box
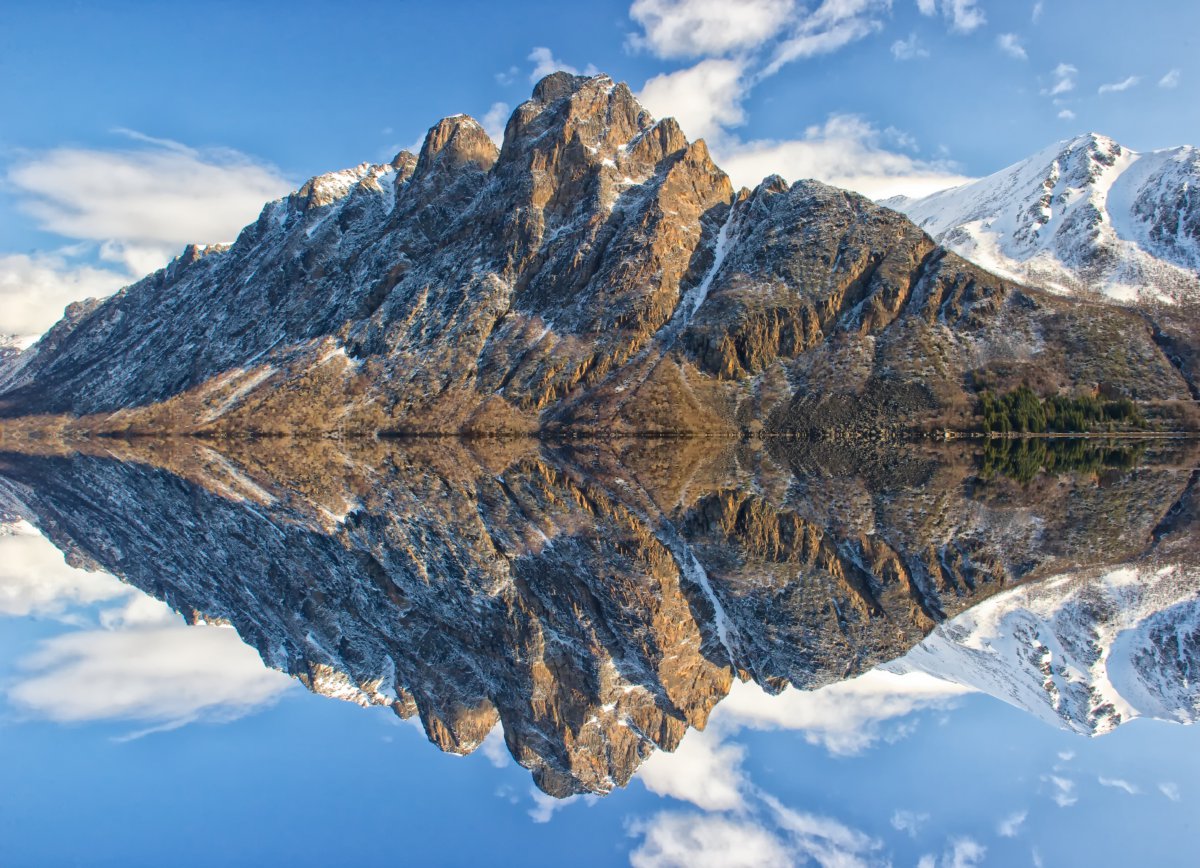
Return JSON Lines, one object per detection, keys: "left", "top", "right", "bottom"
{"left": 0, "top": 81, "right": 1191, "bottom": 434}
{"left": 892, "top": 564, "right": 1200, "bottom": 735}
{"left": 1, "top": 437, "right": 1194, "bottom": 794}
{"left": 886, "top": 133, "right": 1200, "bottom": 303}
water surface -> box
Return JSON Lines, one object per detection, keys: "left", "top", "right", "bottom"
{"left": 0, "top": 437, "right": 1196, "bottom": 866}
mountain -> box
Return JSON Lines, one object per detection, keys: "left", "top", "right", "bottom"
{"left": 893, "top": 461, "right": 1200, "bottom": 734}
{"left": 893, "top": 564, "right": 1200, "bottom": 735}
{"left": 886, "top": 133, "right": 1200, "bottom": 304}
{"left": 0, "top": 335, "right": 30, "bottom": 384}
{"left": 0, "top": 78, "right": 1192, "bottom": 435}
{"left": 1, "top": 437, "right": 1195, "bottom": 795}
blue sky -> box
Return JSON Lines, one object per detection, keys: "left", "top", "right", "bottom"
{"left": 0, "top": 0, "right": 1197, "bottom": 337}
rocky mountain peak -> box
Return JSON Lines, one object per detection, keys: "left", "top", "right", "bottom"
{"left": 0, "top": 73, "right": 1193, "bottom": 427}
{"left": 625, "top": 115, "right": 688, "bottom": 164}
{"left": 1053, "top": 131, "right": 1125, "bottom": 188}
{"left": 414, "top": 114, "right": 498, "bottom": 181}
{"left": 891, "top": 131, "right": 1200, "bottom": 303}
{"left": 755, "top": 174, "right": 791, "bottom": 197}
{"left": 391, "top": 149, "right": 420, "bottom": 180}
{"left": 500, "top": 73, "right": 652, "bottom": 169}
{"left": 530, "top": 70, "right": 598, "bottom": 104}
{"left": 292, "top": 161, "right": 397, "bottom": 210}
{"left": 1065, "top": 131, "right": 1121, "bottom": 155}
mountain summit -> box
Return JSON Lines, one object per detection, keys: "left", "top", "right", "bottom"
{"left": 0, "top": 76, "right": 1193, "bottom": 433}
{"left": 887, "top": 133, "right": 1200, "bottom": 303}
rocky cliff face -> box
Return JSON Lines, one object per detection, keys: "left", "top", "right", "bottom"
{"left": 887, "top": 133, "right": 1200, "bottom": 304}
{"left": 0, "top": 79, "right": 1190, "bottom": 432}
{"left": 1, "top": 437, "right": 1194, "bottom": 795}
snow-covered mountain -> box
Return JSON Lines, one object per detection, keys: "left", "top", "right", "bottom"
{"left": 0, "top": 335, "right": 31, "bottom": 385}
{"left": 1, "top": 78, "right": 1192, "bottom": 433}
{"left": 892, "top": 564, "right": 1200, "bottom": 735}
{"left": 886, "top": 134, "right": 1200, "bottom": 303}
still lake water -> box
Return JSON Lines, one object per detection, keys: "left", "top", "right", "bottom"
{"left": 0, "top": 437, "right": 1196, "bottom": 867}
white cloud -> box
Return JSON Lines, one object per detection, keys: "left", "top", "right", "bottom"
{"left": 944, "top": 837, "right": 987, "bottom": 868}
{"left": 1032, "top": 1, "right": 1044, "bottom": 22}
{"left": 920, "top": 838, "right": 988, "bottom": 868}
{"left": 629, "top": 813, "right": 792, "bottom": 868}
{"left": 1044, "top": 774, "right": 1078, "bottom": 807}
{"left": 0, "top": 521, "right": 129, "bottom": 617}
{"left": 709, "top": 671, "right": 971, "bottom": 755}
{"left": 7, "top": 135, "right": 291, "bottom": 277}
{"left": 892, "top": 33, "right": 930, "bottom": 61}
{"left": 630, "top": 804, "right": 888, "bottom": 868}
{"left": 628, "top": 0, "right": 890, "bottom": 72}
{"left": 628, "top": 0, "right": 796, "bottom": 59}
{"left": 996, "top": 809, "right": 1027, "bottom": 837}
{"left": 0, "top": 252, "right": 125, "bottom": 340}
{"left": 917, "top": 0, "right": 987, "bottom": 34}
{"left": 8, "top": 593, "right": 293, "bottom": 729}
{"left": 997, "top": 33, "right": 1027, "bottom": 61}
{"left": 714, "top": 114, "right": 974, "bottom": 201}
{"left": 2, "top": 134, "right": 291, "bottom": 338}
{"left": 1098, "top": 75, "right": 1140, "bottom": 95}
{"left": 891, "top": 809, "right": 931, "bottom": 838}
{"left": 495, "top": 65, "right": 520, "bottom": 86}
{"left": 631, "top": 695, "right": 900, "bottom": 867}
{"left": 1057, "top": 750, "right": 1075, "bottom": 762}
{"left": 4, "top": 523, "right": 292, "bottom": 734}
{"left": 1044, "top": 62, "right": 1078, "bottom": 96}
{"left": 639, "top": 58, "right": 748, "bottom": 142}
{"left": 528, "top": 788, "right": 581, "bottom": 823}
{"left": 885, "top": 126, "right": 920, "bottom": 151}
{"left": 527, "top": 46, "right": 598, "bottom": 82}
{"left": 1058, "top": 109, "right": 1076, "bottom": 120}
{"left": 481, "top": 101, "right": 511, "bottom": 146}
{"left": 1159, "top": 69, "right": 1181, "bottom": 89}
{"left": 948, "top": 0, "right": 987, "bottom": 32}
{"left": 1098, "top": 776, "right": 1140, "bottom": 795}
{"left": 763, "top": 0, "right": 892, "bottom": 76}
{"left": 629, "top": 670, "right": 973, "bottom": 867}
{"left": 1159, "top": 782, "right": 1181, "bottom": 802}
{"left": 764, "top": 794, "right": 888, "bottom": 867}
{"left": 479, "top": 723, "right": 511, "bottom": 768}
{"left": 635, "top": 12, "right": 972, "bottom": 202}
{"left": 637, "top": 726, "right": 748, "bottom": 810}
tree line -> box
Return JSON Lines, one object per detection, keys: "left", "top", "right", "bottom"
{"left": 978, "top": 386, "right": 1145, "bottom": 434}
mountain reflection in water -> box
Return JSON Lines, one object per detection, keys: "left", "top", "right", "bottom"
{"left": 0, "top": 436, "right": 1196, "bottom": 798}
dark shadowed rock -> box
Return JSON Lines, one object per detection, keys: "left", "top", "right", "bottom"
{"left": 0, "top": 77, "right": 1192, "bottom": 433}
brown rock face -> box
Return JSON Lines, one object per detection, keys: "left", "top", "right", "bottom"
{"left": 682, "top": 179, "right": 942, "bottom": 380}
{"left": 1, "top": 73, "right": 1191, "bottom": 432}
{"left": 415, "top": 116, "right": 499, "bottom": 179}
{"left": 1, "top": 437, "right": 1194, "bottom": 796}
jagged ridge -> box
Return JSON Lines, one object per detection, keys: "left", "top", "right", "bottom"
{"left": 0, "top": 437, "right": 1195, "bottom": 795}
{"left": 887, "top": 133, "right": 1200, "bottom": 303}
{"left": 0, "top": 80, "right": 1191, "bottom": 433}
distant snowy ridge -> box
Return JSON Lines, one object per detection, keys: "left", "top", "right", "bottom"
{"left": 0, "top": 335, "right": 33, "bottom": 391}
{"left": 889, "top": 564, "right": 1200, "bottom": 735}
{"left": 886, "top": 134, "right": 1200, "bottom": 303}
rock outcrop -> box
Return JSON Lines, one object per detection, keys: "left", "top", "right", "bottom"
{"left": 1, "top": 437, "right": 1195, "bottom": 795}
{"left": 0, "top": 78, "right": 1191, "bottom": 433}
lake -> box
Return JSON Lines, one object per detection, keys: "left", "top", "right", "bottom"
{"left": 0, "top": 436, "right": 1196, "bottom": 866}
